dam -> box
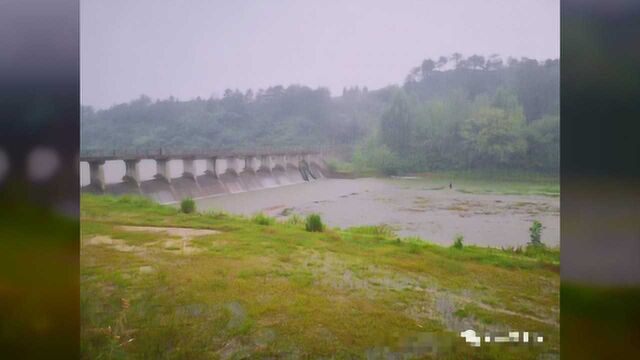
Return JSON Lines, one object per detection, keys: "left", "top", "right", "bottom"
{"left": 80, "top": 148, "right": 328, "bottom": 203}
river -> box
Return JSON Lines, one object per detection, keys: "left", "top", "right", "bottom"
{"left": 193, "top": 177, "right": 559, "bottom": 248}
{"left": 81, "top": 163, "right": 559, "bottom": 247}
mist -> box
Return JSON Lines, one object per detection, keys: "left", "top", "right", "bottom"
{"left": 81, "top": 0, "right": 559, "bottom": 109}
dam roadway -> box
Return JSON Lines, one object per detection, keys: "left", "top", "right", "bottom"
{"left": 80, "top": 148, "right": 329, "bottom": 203}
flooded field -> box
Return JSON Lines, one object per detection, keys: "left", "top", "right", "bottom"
{"left": 194, "top": 177, "right": 559, "bottom": 247}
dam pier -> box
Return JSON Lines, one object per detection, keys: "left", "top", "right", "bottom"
{"left": 80, "top": 149, "right": 328, "bottom": 203}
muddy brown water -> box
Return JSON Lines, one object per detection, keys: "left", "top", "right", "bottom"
{"left": 193, "top": 178, "right": 559, "bottom": 247}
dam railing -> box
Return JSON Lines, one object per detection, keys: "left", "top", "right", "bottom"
{"left": 79, "top": 146, "right": 340, "bottom": 162}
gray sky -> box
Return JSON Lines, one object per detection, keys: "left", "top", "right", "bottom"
{"left": 81, "top": 0, "right": 559, "bottom": 109}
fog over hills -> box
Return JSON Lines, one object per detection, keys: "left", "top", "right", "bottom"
{"left": 81, "top": 0, "right": 559, "bottom": 109}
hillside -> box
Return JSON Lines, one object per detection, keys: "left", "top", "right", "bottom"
{"left": 81, "top": 55, "right": 559, "bottom": 174}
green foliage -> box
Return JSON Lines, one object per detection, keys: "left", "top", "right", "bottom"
{"left": 452, "top": 234, "right": 464, "bottom": 249}
{"left": 324, "top": 158, "right": 354, "bottom": 173}
{"left": 352, "top": 134, "right": 404, "bottom": 175}
{"left": 362, "top": 84, "right": 555, "bottom": 175}
{"left": 525, "top": 115, "right": 560, "bottom": 172}
{"left": 380, "top": 91, "right": 416, "bottom": 157}
{"left": 252, "top": 212, "right": 275, "bottom": 226}
{"left": 460, "top": 92, "right": 527, "bottom": 167}
{"left": 413, "top": 91, "right": 470, "bottom": 169}
{"left": 304, "top": 213, "right": 324, "bottom": 232}
{"left": 529, "top": 220, "right": 543, "bottom": 246}
{"left": 81, "top": 55, "right": 558, "bottom": 177}
{"left": 180, "top": 197, "right": 196, "bottom": 214}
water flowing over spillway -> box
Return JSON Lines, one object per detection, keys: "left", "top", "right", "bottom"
{"left": 80, "top": 152, "right": 328, "bottom": 204}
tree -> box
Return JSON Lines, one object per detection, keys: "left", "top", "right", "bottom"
{"left": 486, "top": 54, "right": 503, "bottom": 70}
{"left": 460, "top": 98, "right": 527, "bottom": 167}
{"left": 414, "top": 91, "right": 470, "bottom": 169}
{"left": 80, "top": 53, "right": 558, "bottom": 176}
{"left": 421, "top": 59, "right": 436, "bottom": 76}
{"left": 450, "top": 53, "right": 463, "bottom": 68}
{"left": 405, "top": 67, "right": 421, "bottom": 84}
{"left": 352, "top": 133, "right": 402, "bottom": 175}
{"left": 435, "top": 56, "right": 448, "bottom": 69}
{"left": 380, "top": 91, "right": 415, "bottom": 157}
{"left": 525, "top": 115, "right": 559, "bottom": 171}
{"left": 467, "top": 55, "right": 486, "bottom": 70}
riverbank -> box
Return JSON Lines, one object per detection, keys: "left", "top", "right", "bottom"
{"left": 81, "top": 194, "right": 559, "bottom": 359}
{"left": 325, "top": 162, "right": 559, "bottom": 197}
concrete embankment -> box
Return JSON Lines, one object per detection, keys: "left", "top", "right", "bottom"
{"left": 85, "top": 160, "right": 328, "bottom": 204}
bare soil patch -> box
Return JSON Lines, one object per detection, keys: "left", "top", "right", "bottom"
{"left": 119, "top": 225, "right": 219, "bottom": 239}
{"left": 84, "top": 226, "right": 220, "bottom": 255}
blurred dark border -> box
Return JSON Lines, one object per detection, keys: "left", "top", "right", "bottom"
{"left": 1, "top": 0, "right": 639, "bottom": 358}
{"left": 0, "top": 0, "right": 79, "bottom": 358}
{"left": 561, "top": 0, "right": 640, "bottom": 358}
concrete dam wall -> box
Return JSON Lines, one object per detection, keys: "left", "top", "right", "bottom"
{"left": 81, "top": 151, "right": 328, "bottom": 204}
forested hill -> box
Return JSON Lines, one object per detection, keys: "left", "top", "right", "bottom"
{"left": 81, "top": 54, "right": 559, "bottom": 173}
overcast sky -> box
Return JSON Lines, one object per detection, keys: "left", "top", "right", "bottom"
{"left": 81, "top": 0, "right": 559, "bottom": 109}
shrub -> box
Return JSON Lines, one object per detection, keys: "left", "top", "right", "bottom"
{"left": 305, "top": 213, "right": 324, "bottom": 232}
{"left": 180, "top": 197, "right": 196, "bottom": 214}
{"left": 352, "top": 135, "right": 404, "bottom": 175}
{"left": 452, "top": 234, "right": 464, "bottom": 249}
{"left": 529, "top": 220, "right": 543, "bottom": 246}
{"left": 252, "top": 212, "right": 275, "bottom": 226}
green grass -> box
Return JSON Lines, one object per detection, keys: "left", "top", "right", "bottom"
{"left": 324, "top": 163, "right": 559, "bottom": 196}
{"left": 417, "top": 169, "right": 559, "bottom": 196}
{"left": 81, "top": 194, "right": 559, "bottom": 359}
{"left": 251, "top": 212, "right": 276, "bottom": 226}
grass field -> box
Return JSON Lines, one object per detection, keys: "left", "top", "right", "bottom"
{"left": 81, "top": 194, "right": 559, "bottom": 359}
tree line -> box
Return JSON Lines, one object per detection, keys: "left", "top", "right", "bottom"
{"left": 81, "top": 54, "right": 558, "bottom": 173}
